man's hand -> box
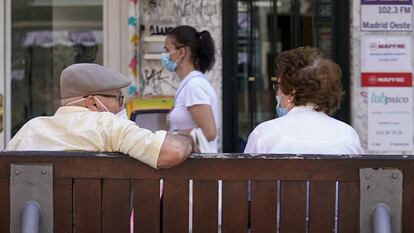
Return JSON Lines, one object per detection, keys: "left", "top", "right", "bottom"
{"left": 190, "top": 136, "right": 200, "bottom": 153}
{"left": 172, "top": 133, "right": 199, "bottom": 154}
{"left": 170, "top": 130, "right": 200, "bottom": 153}
{"left": 156, "top": 133, "right": 196, "bottom": 169}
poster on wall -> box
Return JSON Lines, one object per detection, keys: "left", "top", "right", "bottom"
{"left": 361, "top": 34, "right": 413, "bottom": 152}
{"left": 367, "top": 86, "right": 413, "bottom": 152}
{"left": 361, "top": 0, "right": 412, "bottom": 31}
{"left": 361, "top": 35, "right": 412, "bottom": 72}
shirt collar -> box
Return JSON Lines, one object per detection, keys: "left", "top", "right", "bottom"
{"left": 55, "top": 106, "right": 91, "bottom": 116}
{"left": 177, "top": 70, "right": 203, "bottom": 88}
{"left": 287, "top": 104, "right": 316, "bottom": 115}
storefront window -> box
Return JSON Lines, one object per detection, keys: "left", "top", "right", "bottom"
{"left": 11, "top": 0, "right": 103, "bottom": 136}
{"left": 228, "top": 0, "right": 334, "bottom": 152}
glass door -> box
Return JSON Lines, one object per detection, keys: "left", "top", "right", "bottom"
{"left": 2, "top": 0, "right": 130, "bottom": 147}
{"left": 223, "top": 0, "right": 340, "bottom": 152}
{"left": 236, "top": 0, "right": 278, "bottom": 152}
{"left": 9, "top": 0, "right": 103, "bottom": 137}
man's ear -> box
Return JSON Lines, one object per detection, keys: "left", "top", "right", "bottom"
{"left": 84, "top": 96, "right": 98, "bottom": 111}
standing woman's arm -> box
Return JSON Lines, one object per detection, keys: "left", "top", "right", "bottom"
{"left": 188, "top": 104, "right": 217, "bottom": 141}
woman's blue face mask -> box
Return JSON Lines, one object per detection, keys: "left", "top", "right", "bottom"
{"left": 160, "top": 50, "right": 178, "bottom": 72}
{"left": 275, "top": 95, "right": 289, "bottom": 117}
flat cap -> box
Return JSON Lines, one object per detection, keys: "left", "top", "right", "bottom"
{"left": 60, "top": 63, "right": 131, "bottom": 98}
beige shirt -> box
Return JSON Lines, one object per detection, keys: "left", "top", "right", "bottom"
{"left": 6, "top": 106, "right": 166, "bottom": 168}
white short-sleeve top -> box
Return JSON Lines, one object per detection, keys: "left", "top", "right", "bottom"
{"left": 244, "top": 105, "right": 364, "bottom": 154}
{"left": 168, "top": 70, "right": 219, "bottom": 133}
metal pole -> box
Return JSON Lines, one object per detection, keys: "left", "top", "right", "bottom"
{"left": 21, "top": 201, "right": 40, "bottom": 233}
{"left": 373, "top": 203, "right": 392, "bottom": 233}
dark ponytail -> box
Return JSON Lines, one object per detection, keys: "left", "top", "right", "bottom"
{"left": 167, "top": 25, "right": 216, "bottom": 73}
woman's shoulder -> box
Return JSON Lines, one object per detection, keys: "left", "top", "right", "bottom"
{"left": 248, "top": 118, "right": 283, "bottom": 148}
{"left": 321, "top": 114, "right": 360, "bottom": 137}
{"left": 324, "top": 115, "right": 354, "bottom": 128}
{"left": 186, "top": 72, "right": 213, "bottom": 90}
{"left": 254, "top": 117, "right": 285, "bottom": 133}
{"left": 187, "top": 71, "right": 208, "bottom": 83}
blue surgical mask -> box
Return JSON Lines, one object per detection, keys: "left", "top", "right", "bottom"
{"left": 275, "top": 95, "right": 289, "bottom": 117}
{"left": 160, "top": 51, "right": 178, "bottom": 72}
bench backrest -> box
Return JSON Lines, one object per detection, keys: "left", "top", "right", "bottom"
{"left": 0, "top": 152, "right": 413, "bottom": 233}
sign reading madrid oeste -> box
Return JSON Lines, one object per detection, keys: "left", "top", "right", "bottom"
{"left": 361, "top": 0, "right": 412, "bottom": 31}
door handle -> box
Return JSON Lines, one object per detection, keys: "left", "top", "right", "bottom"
{"left": 248, "top": 76, "right": 255, "bottom": 82}
{"left": 0, "top": 94, "right": 3, "bottom": 133}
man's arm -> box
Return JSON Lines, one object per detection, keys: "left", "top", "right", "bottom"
{"left": 157, "top": 134, "right": 198, "bottom": 169}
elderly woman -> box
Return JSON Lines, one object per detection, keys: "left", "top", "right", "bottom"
{"left": 244, "top": 47, "right": 363, "bottom": 154}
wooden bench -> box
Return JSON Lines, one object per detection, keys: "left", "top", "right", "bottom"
{"left": 0, "top": 152, "right": 413, "bottom": 232}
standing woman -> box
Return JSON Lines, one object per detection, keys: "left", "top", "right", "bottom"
{"left": 161, "top": 25, "right": 218, "bottom": 152}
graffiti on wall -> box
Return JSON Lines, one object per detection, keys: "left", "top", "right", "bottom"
{"left": 174, "top": 1, "right": 220, "bottom": 18}
{"left": 141, "top": 65, "right": 180, "bottom": 95}
{"left": 139, "top": 0, "right": 222, "bottom": 99}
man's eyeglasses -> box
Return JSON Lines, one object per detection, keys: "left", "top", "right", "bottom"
{"left": 87, "top": 94, "right": 124, "bottom": 107}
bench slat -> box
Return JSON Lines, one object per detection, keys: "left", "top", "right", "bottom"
{"left": 251, "top": 180, "right": 277, "bottom": 233}
{"left": 193, "top": 180, "right": 218, "bottom": 233}
{"left": 163, "top": 179, "right": 189, "bottom": 233}
{"left": 74, "top": 179, "right": 101, "bottom": 233}
{"left": 222, "top": 181, "right": 248, "bottom": 233}
{"left": 102, "top": 179, "right": 131, "bottom": 233}
{"left": 54, "top": 179, "right": 73, "bottom": 233}
{"left": 280, "top": 181, "right": 306, "bottom": 233}
{"left": 338, "top": 182, "right": 359, "bottom": 233}
{"left": 309, "top": 181, "right": 336, "bottom": 233}
{"left": 6, "top": 155, "right": 414, "bottom": 182}
{"left": 403, "top": 181, "right": 414, "bottom": 232}
{"left": 133, "top": 179, "right": 161, "bottom": 233}
{"left": 0, "top": 178, "right": 9, "bottom": 233}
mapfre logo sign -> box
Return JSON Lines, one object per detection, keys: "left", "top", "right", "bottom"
{"left": 369, "top": 42, "right": 406, "bottom": 51}
{"left": 378, "top": 44, "right": 406, "bottom": 49}
{"left": 361, "top": 73, "right": 412, "bottom": 87}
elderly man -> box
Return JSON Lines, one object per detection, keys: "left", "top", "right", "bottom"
{"left": 7, "top": 63, "right": 196, "bottom": 169}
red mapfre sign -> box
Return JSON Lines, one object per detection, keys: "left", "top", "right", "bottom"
{"left": 361, "top": 72, "right": 412, "bottom": 87}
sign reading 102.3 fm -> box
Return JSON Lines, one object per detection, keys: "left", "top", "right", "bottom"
{"left": 361, "top": 0, "right": 412, "bottom": 31}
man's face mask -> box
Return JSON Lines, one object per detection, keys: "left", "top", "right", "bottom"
{"left": 94, "top": 97, "right": 128, "bottom": 119}
{"left": 116, "top": 108, "right": 129, "bottom": 120}
{"left": 160, "top": 50, "right": 178, "bottom": 72}
{"left": 65, "top": 96, "right": 126, "bottom": 119}
{"left": 94, "top": 97, "right": 110, "bottom": 112}
{"left": 65, "top": 98, "right": 85, "bottom": 106}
